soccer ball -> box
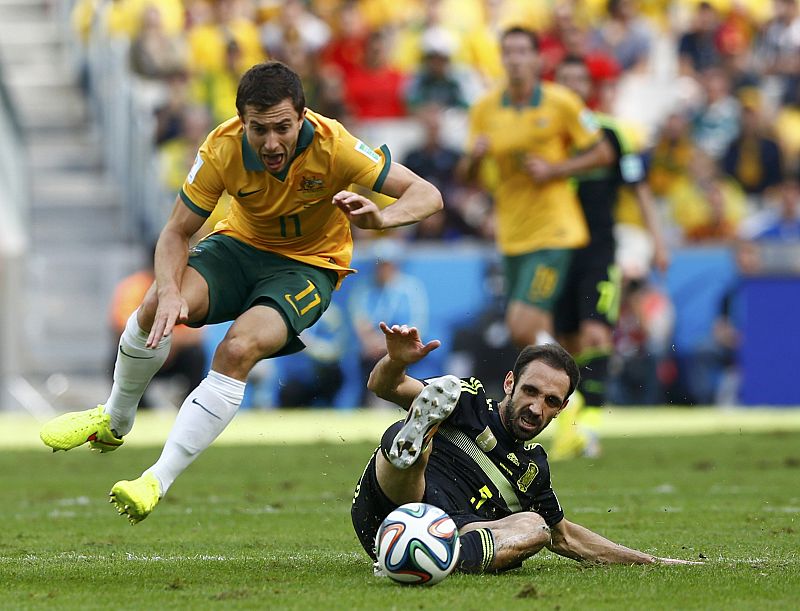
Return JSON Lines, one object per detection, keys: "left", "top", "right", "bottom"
{"left": 375, "top": 502, "right": 460, "bottom": 586}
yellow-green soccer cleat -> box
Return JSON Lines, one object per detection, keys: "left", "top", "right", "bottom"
{"left": 109, "top": 472, "right": 162, "bottom": 525}
{"left": 39, "top": 405, "right": 124, "bottom": 453}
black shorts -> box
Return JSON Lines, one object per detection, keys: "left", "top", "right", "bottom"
{"left": 350, "top": 451, "right": 486, "bottom": 560}
{"left": 554, "top": 243, "right": 620, "bottom": 335}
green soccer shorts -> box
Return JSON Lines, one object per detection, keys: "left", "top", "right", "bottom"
{"left": 187, "top": 234, "right": 338, "bottom": 357}
{"left": 502, "top": 248, "right": 573, "bottom": 312}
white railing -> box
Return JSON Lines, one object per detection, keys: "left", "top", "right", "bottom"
{"left": 0, "top": 63, "right": 31, "bottom": 411}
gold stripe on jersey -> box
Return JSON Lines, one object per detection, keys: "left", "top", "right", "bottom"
{"left": 460, "top": 378, "right": 484, "bottom": 395}
{"left": 438, "top": 424, "right": 523, "bottom": 512}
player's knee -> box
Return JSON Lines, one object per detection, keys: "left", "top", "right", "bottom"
{"left": 518, "top": 512, "right": 551, "bottom": 547}
{"left": 507, "top": 322, "right": 535, "bottom": 348}
{"left": 215, "top": 334, "right": 266, "bottom": 372}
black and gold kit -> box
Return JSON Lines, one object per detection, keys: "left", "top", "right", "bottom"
{"left": 351, "top": 377, "right": 563, "bottom": 559}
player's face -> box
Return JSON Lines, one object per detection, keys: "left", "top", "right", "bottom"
{"left": 557, "top": 63, "right": 591, "bottom": 103}
{"left": 500, "top": 360, "right": 570, "bottom": 441}
{"left": 501, "top": 33, "right": 539, "bottom": 85}
{"left": 241, "top": 100, "right": 305, "bottom": 174}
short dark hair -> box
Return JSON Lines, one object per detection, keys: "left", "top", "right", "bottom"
{"left": 512, "top": 344, "right": 580, "bottom": 399}
{"left": 559, "top": 54, "right": 588, "bottom": 70}
{"left": 500, "top": 26, "right": 539, "bottom": 52}
{"left": 235, "top": 61, "right": 306, "bottom": 117}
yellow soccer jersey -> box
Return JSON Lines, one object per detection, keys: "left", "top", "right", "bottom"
{"left": 467, "top": 81, "right": 602, "bottom": 254}
{"left": 180, "top": 109, "right": 392, "bottom": 284}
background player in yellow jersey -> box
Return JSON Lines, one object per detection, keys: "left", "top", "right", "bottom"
{"left": 457, "top": 27, "right": 614, "bottom": 350}
{"left": 40, "top": 61, "right": 443, "bottom": 524}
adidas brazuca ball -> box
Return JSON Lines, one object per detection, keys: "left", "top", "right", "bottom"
{"left": 375, "top": 502, "right": 460, "bottom": 585}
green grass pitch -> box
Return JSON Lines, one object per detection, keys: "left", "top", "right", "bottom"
{"left": 1, "top": 412, "right": 799, "bottom": 610}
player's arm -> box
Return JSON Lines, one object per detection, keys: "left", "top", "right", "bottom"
{"left": 147, "top": 197, "right": 208, "bottom": 347}
{"left": 333, "top": 163, "right": 442, "bottom": 230}
{"left": 455, "top": 134, "right": 490, "bottom": 186}
{"left": 367, "top": 323, "right": 441, "bottom": 409}
{"left": 547, "top": 519, "right": 701, "bottom": 565}
{"left": 525, "top": 137, "right": 616, "bottom": 183}
{"left": 632, "top": 181, "right": 670, "bottom": 272}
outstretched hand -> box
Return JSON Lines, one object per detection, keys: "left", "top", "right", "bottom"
{"left": 379, "top": 322, "right": 441, "bottom": 366}
{"left": 333, "top": 191, "right": 384, "bottom": 230}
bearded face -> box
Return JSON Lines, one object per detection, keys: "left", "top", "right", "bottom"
{"left": 499, "top": 360, "right": 570, "bottom": 441}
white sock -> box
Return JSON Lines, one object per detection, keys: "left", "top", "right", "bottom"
{"left": 105, "top": 310, "right": 171, "bottom": 436}
{"left": 146, "top": 370, "right": 245, "bottom": 495}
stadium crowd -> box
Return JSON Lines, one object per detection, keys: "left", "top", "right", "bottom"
{"left": 72, "top": 0, "right": 800, "bottom": 406}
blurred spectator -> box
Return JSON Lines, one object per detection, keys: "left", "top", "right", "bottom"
{"left": 130, "top": 6, "right": 187, "bottom": 79}
{"left": 321, "top": 0, "right": 369, "bottom": 76}
{"left": 284, "top": 41, "right": 349, "bottom": 121}
{"left": 756, "top": 0, "right": 800, "bottom": 106}
{"left": 107, "top": 250, "right": 205, "bottom": 409}
{"left": 670, "top": 150, "right": 747, "bottom": 243}
{"left": 154, "top": 70, "right": 191, "bottom": 145}
{"left": 609, "top": 277, "right": 675, "bottom": 405}
{"left": 590, "top": 0, "right": 653, "bottom": 72}
{"left": 191, "top": 39, "right": 245, "bottom": 125}
{"left": 647, "top": 112, "right": 696, "bottom": 198}
{"left": 401, "top": 105, "right": 483, "bottom": 241}
{"left": 687, "top": 239, "right": 762, "bottom": 405}
{"left": 129, "top": 4, "right": 187, "bottom": 80}
{"left": 459, "top": 0, "right": 505, "bottom": 89}
{"left": 347, "top": 240, "right": 429, "bottom": 406}
{"left": 390, "top": 0, "right": 459, "bottom": 74}
{"left": 277, "top": 303, "right": 347, "bottom": 407}
{"left": 186, "top": 0, "right": 265, "bottom": 76}
{"left": 691, "top": 67, "right": 741, "bottom": 161}
{"left": 404, "top": 28, "right": 470, "bottom": 110}
{"left": 721, "top": 88, "right": 784, "bottom": 198}
{"left": 344, "top": 29, "right": 407, "bottom": 119}
{"left": 677, "top": 1, "right": 722, "bottom": 78}
{"left": 751, "top": 172, "right": 800, "bottom": 240}
{"left": 261, "top": 0, "right": 331, "bottom": 58}
{"left": 159, "top": 105, "right": 214, "bottom": 196}
{"left": 775, "top": 90, "right": 800, "bottom": 170}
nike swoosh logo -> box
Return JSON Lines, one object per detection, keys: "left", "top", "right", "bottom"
{"left": 119, "top": 345, "right": 155, "bottom": 360}
{"left": 191, "top": 398, "right": 221, "bottom": 420}
{"left": 237, "top": 187, "right": 264, "bottom": 198}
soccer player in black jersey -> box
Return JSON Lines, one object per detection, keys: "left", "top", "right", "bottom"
{"left": 550, "top": 55, "right": 670, "bottom": 460}
{"left": 351, "top": 323, "right": 699, "bottom": 574}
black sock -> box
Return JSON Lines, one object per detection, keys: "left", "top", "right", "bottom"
{"left": 458, "top": 528, "right": 495, "bottom": 573}
{"left": 379, "top": 421, "right": 404, "bottom": 461}
{"left": 576, "top": 350, "right": 610, "bottom": 407}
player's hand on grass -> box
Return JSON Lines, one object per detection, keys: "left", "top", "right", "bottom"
{"left": 147, "top": 288, "right": 188, "bottom": 348}
{"left": 379, "top": 322, "right": 440, "bottom": 366}
{"left": 655, "top": 557, "right": 705, "bottom": 565}
{"left": 333, "top": 191, "right": 383, "bottom": 230}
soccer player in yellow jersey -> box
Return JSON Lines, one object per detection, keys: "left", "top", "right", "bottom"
{"left": 457, "top": 27, "right": 614, "bottom": 350}
{"left": 40, "top": 61, "right": 443, "bottom": 524}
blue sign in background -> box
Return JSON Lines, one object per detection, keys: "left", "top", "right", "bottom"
{"left": 202, "top": 244, "right": 794, "bottom": 407}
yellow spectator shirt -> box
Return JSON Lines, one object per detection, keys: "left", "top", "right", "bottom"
{"left": 467, "top": 82, "right": 602, "bottom": 254}
{"left": 180, "top": 110, "right": 391, "bottom": 284}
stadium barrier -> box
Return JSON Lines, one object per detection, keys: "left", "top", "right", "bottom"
{"left": 0, "top": 62, "right": 31, "bottom": 411}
